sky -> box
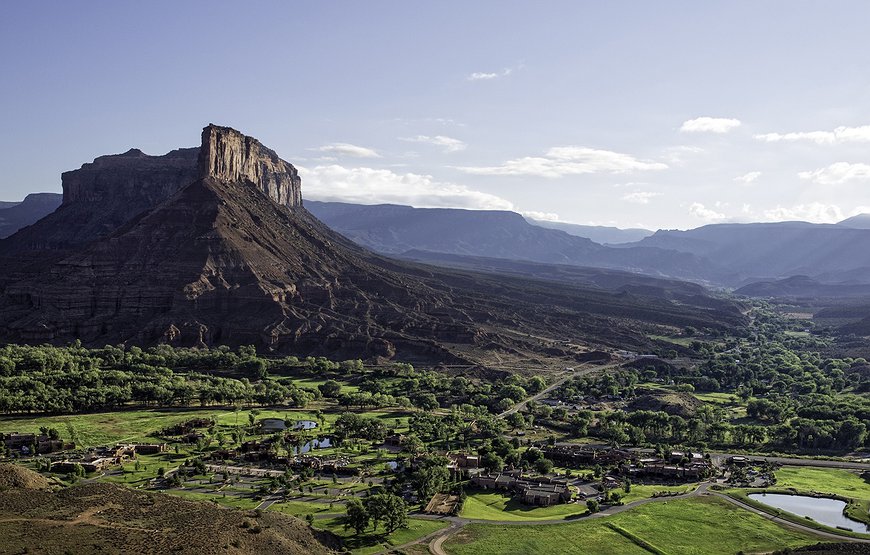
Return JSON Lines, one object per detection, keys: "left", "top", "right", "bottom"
{"left": 2, "top": 1, "right": 870, "bottom": 230}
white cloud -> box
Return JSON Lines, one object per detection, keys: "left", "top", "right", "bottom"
{"left": 662, "top": 145, "right": 704, "bottom": 164}
{"left": 680, "top": 117, "right": 742, "bottom": 134}
{"left": 468, "top": 68, "right": 513, "bottom": 81}
{"left": 762, "top": 203, "right": 845, "bottom": 223}
{"left": 457, "top": 146, "right": 667, "bottom": 178}
{"left": 315, "top": 143, "right": 381, "bottom": 158}
{"left": 622, "top": 191, "right": 662, "bottom": 204}
{"left": 688, "top": 202, "right": 726, "bottom": 222}
{"left": 734, "top": 171, "right": 761, "bottom": 184}
{"left": 754, "top": 125, "right": 870, "bottom": 144}
{"left": 399, "top": 135, "right": 467, "bottom": 153}
{"left": 299, "top": 164, "right": 514, "bottom": 210}
{"left": 798, "top": 162, "right": 870, "bottom": 185}
{"left": 522, "top": 211, "right": 561, "bottom": 222}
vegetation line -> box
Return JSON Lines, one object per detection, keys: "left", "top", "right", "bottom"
{"left": 605, "top": 522, "right": 669, "bottom": 555}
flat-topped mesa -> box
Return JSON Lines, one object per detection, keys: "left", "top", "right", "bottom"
{"left": 198, "top": 124, "right": 302, "bottom": 209}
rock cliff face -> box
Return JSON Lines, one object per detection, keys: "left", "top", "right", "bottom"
{"left": 0, "top": 125, "right": 741, "bottom": 363}
{"left": 199, "top": 124, "right": 301, "bottom": 208}
{"left": 1, "top": 148, "right": 198, "bottom": 254}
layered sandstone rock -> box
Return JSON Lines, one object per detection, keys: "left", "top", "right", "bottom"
{"left": 199, "top": 124, "right": 301, "bottom": 208}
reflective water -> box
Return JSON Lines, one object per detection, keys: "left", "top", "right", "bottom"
{"left": 291, "top": 437, "right": 332, "bottom": 455}
{"left": 748, "top": 493, "right": 869, "bottom": 533}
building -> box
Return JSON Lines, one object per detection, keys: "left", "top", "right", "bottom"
{"left": 471, "top": 472, "right": 572, "bottom": 507}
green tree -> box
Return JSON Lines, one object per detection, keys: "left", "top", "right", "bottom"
{"left": 344, "top": 498, "right": 369, "bottom": 535}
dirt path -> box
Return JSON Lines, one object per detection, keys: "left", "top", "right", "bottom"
{"left": 0, "top": 503, "right": 161, "bottom": 533}
{"left": 498, "top": 363, "right": 615, "bottom": 418}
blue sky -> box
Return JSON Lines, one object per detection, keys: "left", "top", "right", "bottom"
{"left": 3, "top": 1, "right": 870, "bottom": 229}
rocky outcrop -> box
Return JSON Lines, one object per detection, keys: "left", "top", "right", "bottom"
{"left": 0, "top": 124, "right": 743, "bottom": 363}
{"left": 199, "top": 124, "right": 301, "bottom": 208}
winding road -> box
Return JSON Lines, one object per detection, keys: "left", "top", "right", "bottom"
{"left": 413, "top": 479, "right": 870, "bottom": 555}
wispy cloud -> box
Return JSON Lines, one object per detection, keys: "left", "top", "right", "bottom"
{"left": 734, "top": 171, "right": 761, "bottom": 184}
{"left": 798, "top": 162, "right": 870, "bottom": 185}
{"left": 522, "top": 210, "right": 561, "bottom": 222}
{"left": 688, "top": 202, "right": 726, "bottom": 222}
{"left": 457, "top": 146, "right": 667, "bottom": 178}
{"left": 680, "top": 117, "right": 742, "bottom": 134}
{"left": 467, "top": 67, "right": 514, "bottom": 81}
{"left": 762, "top": 203, "right": 845, "bottom": 223}
{"left": 315, "top": 143, "right": 381, "bottom": 158}
{"left": 622, "top": 191, "right": 662, "bottom": 204}
{"left": 399, "top": 135, "right": 467, "bottom": 153}
{"left": 299, "top": 164, "right": 513, "bottom": 210}
{"left": 755, "top": 124, "right": 870, "bottom": 144}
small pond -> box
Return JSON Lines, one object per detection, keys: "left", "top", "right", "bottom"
{"left": 292, "top": 437, "right": 332, "bottom": 455}
{"left": 293, "top": 420, "right": 319, "bottom": 430}
{"left": 260, "top": 418, "right": 319, "bottom": 432}
{"left": 748, "top": 493, "right": 869, "bottom": 533}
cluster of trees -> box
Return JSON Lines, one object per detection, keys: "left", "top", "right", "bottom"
{"left": 333, "top": 413, "right": 389, "bottom": 442}
{"left": 475, "top": 437, "right": 554, "bottom": 475}
{"left": 0, "top": 344, "right": 353, "bottom": 414}
{"left": 547, "top": 309, "right": 870, "bottom": 452}
{"left": 344, "top": 493, "right": 408, "bottom": 535}
{"left": 355, "top": 368, "right": 543, "bottom": 416}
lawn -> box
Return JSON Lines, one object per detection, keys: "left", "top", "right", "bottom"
{"left": 315, "top": 516, "right": 448, "bottom": 555}
{"left": 0, "top": 406, "right": 414, "bottom": 448}
{"left": 620, "top": 483, "right": 697, "bottom": 504}
{"left": 269, "top": 499, "right": 346, "bottom": 517}
{"left": 444, "top": 496, "right": 819, "bottom": 555}
{"left": 775, "top": 466, "right": 870, "bottom": 501}
{"left": 460, "top": 492, "right": 588, "bottom": 521}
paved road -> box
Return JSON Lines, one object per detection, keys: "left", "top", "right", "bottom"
{"left": 710, "top": 452, "right": 870, "bottom": 471}
{"left": 498, "top": 363, "right": 614, "bottom": 418}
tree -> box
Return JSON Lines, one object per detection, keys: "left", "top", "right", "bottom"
{"left": 364, "top": 493, "right": 408, "bottom": 534}
{"left": 533, "top": 457, "right": 554, "bottom": 475}
{"left": 586, "top": 499, "right": 599, "bottom": 513}
{"left": 480, "top": 452, "right": 504, "bottom": 473}
{"left": 506, "top": 412, "right": 525, "bottom": 430}
{"left": 318, "top": 380, "right": 342, "bottom": 398}
{"left": 413, "top": 456, "right": 450, "bottom": 501}
{"left": 344, "top": 498, "right": 369, "bottom": 535}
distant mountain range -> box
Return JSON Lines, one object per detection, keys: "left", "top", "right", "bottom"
{"left": 0, "top": 193, "right": 62, "bottom": 238}
{"left": 7, "top": 192, "right": 870, "bottom": 296}
{"left": 527, "top": 218, "right": 652, "bottom": 244}
{"left": 632, "top": 221, "right": 870, "bottom": 286}
{"left": 305, "top": 201, "right": 725, "bottom": 283}
{"left": 306, "top": 201, "right": 870, "bottom": 291}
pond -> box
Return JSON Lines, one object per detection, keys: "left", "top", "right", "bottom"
{"left": 260, "top": 418, "right": 319, "bottom": 432}
{"left": 292, "top": 437, "right": 332, "bottom": 455}
{"left": 748, "top": 493, "right": 870, "bottom": 533}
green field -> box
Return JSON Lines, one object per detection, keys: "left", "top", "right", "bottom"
{"left": 775, "top": 466, "right": 870, "bottom": 500}
{"left": 460, "top": 492, "right": 588, "bottom": 521}
{"left": 0, "top": 406, "right": 413, "bottom": 448}
{"left": 315, "top": 516, "right": 448, "bottom": 555}
{"left": 269, "top": 499, "right": 347, "bottom": 517}
{"left": 620, "top": 483, "right": 697, "bottom": 504}
{"left": 445, "top": 496, "right": 819, "bottom": 555}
